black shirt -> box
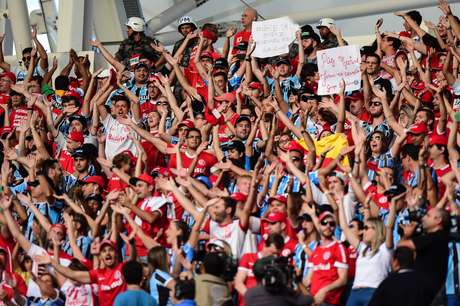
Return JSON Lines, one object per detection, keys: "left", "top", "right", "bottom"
{"left": 368, "top": 269, "right": 433, "bottom": 306}
{"left": 244, "top": 285, "right": 313, "bottom": 306}
{"left": 412, "top": 230, "right": 449, "bottom": 294}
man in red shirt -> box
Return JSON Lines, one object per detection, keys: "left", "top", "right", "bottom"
{"left": 235, "top": 233, "right": 284, "bottom": 306}
{"left": 58, "top": 131, "right": 84, "bottom": 173}
{"left": 126, "top": 173, "right": 169, "bottom": 256}
{"left": 168, "top": 128, "right": 218, "bottom": 177}
{"left": 50, "top": 239, "right": 127, "bottom": 306}
{"left": 305, "top": 211, "right": 348, "bottom": 305}
{"left": 428, "top": 134, "right": 451, "bottom": 197}
{"left": 258, "top": 212, "right": 297, "bottom": 257}
{"left": 232, "top": 7, "right": 257, "bottom": 55}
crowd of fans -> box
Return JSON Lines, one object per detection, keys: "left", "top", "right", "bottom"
{"left": 0, "top": 0, "right": 459, "bottom": 305}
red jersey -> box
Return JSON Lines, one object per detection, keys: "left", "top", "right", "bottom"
{"left": 257, "top": 235, "right": 298, "bottom": 257}
{"left": 218, "top": 112, "right": 239, "bottom": 142}
{"left": 232, "top": 31, "right": 251, "bottom": 54}
{"left": 59, "top": 149, "right": 75, "bottom": 174}
{"left": 308, "top": 240, "right": 348, "bottom": 305}
{"left": 89, "top": 263, "right": 126, "bottom": 306}
{"left": 364, "top": 182, "right": 390, "bottom": 210}
{"left": 126, "top": 196, "right": 169, "bottom": 255}
{"left": 141, "top": 139, "right": 165, "bottom": 173}
{"left": 140, "top": 101, "right": 157, "bottom": 117}
{"left": 168, "top": 151, "right": 217, "bottom": 177}
{"left": 347, "top": 244, "right": 357, "bottom": 280}
{"left": 9, "top": 107, "right": 28, "bottom": 128}
{"left": 430, "top": 163, "right": 452, "bottom": 197}
{"left": 237, "top": 252, "right": 261, "bottom": 306}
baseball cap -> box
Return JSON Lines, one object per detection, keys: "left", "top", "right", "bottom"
{"left": 345, "top": 91, "right": 364, "bottom": 101}
{"left": 214, "top": 58, "right": 229, "bottom": 69}
{"left": 134, "top": 62, "right": 149, "bottom": 71}
{"left": 151, "top": 167, "right": 171, "bottom": 178}
{"left": 317, "top": 18, "right": 335, "bottom": 29}
{"left": 407, "top": 122, "right": 428, "bottom": 135}
{"left": 222, "top": 140, "right": 245, "bottom": 153}
{"left": 275, "top": 57, "right": 290, "bottom": 66}
{"left": 231, "top": 192, "right": 248, "bottom": 202}
{"left": 200, "top": 51, "right": 213, "bottom": 60}
{"left": 215, "top": 92, "right": 236, "bottom": 104}
{"left": 129, "top": 173, "right": 155, "bottom": 186}
{"left": 287, "top": 140, "right": 306, "bottom": 153}
{"left": 0, "top": 71, "right": 16, "bottom": 84}
{"left": 67, "top": 131, "right": 85, "bottom": 143}
{"left": 268, "top": 194, "right": 288, "bottom": 205}
{"left": 71, "top": 147, "right": 89, "bottom": 159}
{"left": 235, "top": 115, "right": 251, "bottom": 125}
{"left": 83, "top": 175, "right": 105, "bottom": 188}
{"left": 429, "top": 134, "right": 448, "bottom": 146}
{"left": 207, "top": 239, "right": 226, "bottom": 250}
{"left": 69, "top": 115, "right": 87, "bottom": 127}
{"left": 248, "top": 82, "right": 263, "bottom": 91}
{"left": 100, "top": 239, "right": 116, "bottom": 249}
{"left": 383, "top": 184, "right": 407, "bottom": 197}
{"left": 263, "top": 212, "right": 287, "bottom": 224}
{"left": 318, "top": 211, "right": 335, "bottom": 222}
{"left": 235, "top": 41, "right": 249, "bottom": 51}
{"left": 299, "top": 213, "right": 313, "bottom": 222}
{"left": 178, "top": 119, "right": 194, "bottom": 129}
{"left": 329, "top": 170, "right": 347, "bottom": 182}
{"left": 51, "top": 223, "right": 67, "bottom": 233}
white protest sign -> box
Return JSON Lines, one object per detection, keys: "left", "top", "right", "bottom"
{"left": 252, "top": 16, "right": 298, "bottom": 58}
{"left": 317, "top": 45, "right": 362, "bottom": 95}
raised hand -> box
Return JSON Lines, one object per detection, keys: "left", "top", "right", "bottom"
{"left": 438, "top": 0, "right": 452, "bottom": 15}
{"left": 31, "top": 25, "right": 37, "bottom": 39}
{"left": 226, "top": 27, "right": 237, "bottom": 38}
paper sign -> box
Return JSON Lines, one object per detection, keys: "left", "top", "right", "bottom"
{"left": 252, "top": 17, "right": 298, "bottom": 58}
{"left": 317, "top": 45, "right": 362, "bottom": 95}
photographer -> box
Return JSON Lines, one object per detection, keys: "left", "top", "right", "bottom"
{"left": 398, "top": 206, "right": 449, "bottom": 303}
{"left": 195, "top": 252, "right": 232, "bottom": 306}
{"left": 244, "top": 255, "right": 313, "bottom": 306}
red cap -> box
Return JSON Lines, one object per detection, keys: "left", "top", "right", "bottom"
{"left": 201, "top": 29, "right": 217, "bottom": 43}
{"left": 407, "top": 122, "right": 428, "bottom": 134}
{"left": 215, "top": 92, "right": 236, "bottom": 104}
{"left": 268, "top": 194, "right": 288, "bottom": 205}
{"left": 399, "top": 31, "right": 411, "bottom": 38}
{"left": 429, "top": 54, "right": 444, "bottom": 70}
{"left": 67, "top": 131, "right": 84, "bottom": 143}
{"left": 178, "top": 119, "right": 194, "bottom": 129}
{"left": 319, "top": 211, "right": 335, "bottom": 222}
{"left": 429, "top": 134, "right": 448, "bottom": 146}
{"left": 200, "top": 51, "right": 213, "bottom": 59}
{"left": 51, "top": 223, "right": 67, "bottom": 233}
{"left": 130, "top": 173, "right": 155, "bottom": 186}
{"left": 249, "top": 82, "right": 263, "bottom": 91}
{"left": 263, "top": 212, "right": 287, "bottom": 223}
{"left": 346, "top": 91, "right": 364, "bottom": 101}
{"left": 83, "top": 175, "right": 105, "bottom": 188}
{"left": 231, "top": 192, "right": 248, "bottom": 202}
{"left": 287, "top": 140, "right": 306, "bottom": 153}
{"left": 122, "top": 150, "right": 137, "bottom": 165}
{"left": 152, "top": 167, "right": 171, "bottom": 177}
{"left": 0, "top": 71, "right": 16, "bottom": 84}
{"left": 100, "top": 239, "right": 116, "bottom": 249}
{"left": 418, "top": 90, "right": 433, "bottom": 104}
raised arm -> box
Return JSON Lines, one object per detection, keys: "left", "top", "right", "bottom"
{"left": 0, "top": 33, "right": 11, "bottom": 71}
{"left": 90, "top": 40, "right": 125, "bottom": 72}
{"left": 1, "top": 197, "right": 32, "bottom": 253}
{"left": 31, "top": 26, "right": 48, "bottom": 71}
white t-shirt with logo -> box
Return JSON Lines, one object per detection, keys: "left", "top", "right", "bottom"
{"left": 102, "top": 115, "right": 138, "bottom": 160}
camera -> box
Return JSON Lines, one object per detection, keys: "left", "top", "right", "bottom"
{"left": 259, "top": 256, "right": 294, "bottom": 294}
{"left": 398, "top": 207, "right": 426, "bottom": 237}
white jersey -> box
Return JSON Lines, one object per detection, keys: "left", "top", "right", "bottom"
{"left": 205, "top": 219, "right": 247, "bottom": 258}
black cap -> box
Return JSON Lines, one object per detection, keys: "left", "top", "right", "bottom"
{"left": 85, "top": 193, "right": 103, "bottom": 203}
{"left": 235, "top": 115, "right": 251, "bottom": 125}
{"left": 299, "top": 213, "right": 313, "bottom": 222}
{"left": 275, "top": 57, "right": 290, "bottom": 66}
{"left": 214, "top": 58, "right": 229, "bottom": 69}
{"left": 300, "top": 24, "right": 314, "bottom": 34}
{"left": 383, "top": 184, "right": 407, "bottom": 197}
{"left": 222, "top": 140, "right": 245, "bottom": 153}
{"left": 71, "top": 147, "right": 89, "bottom": 159}
{"left": 235, "top": 41, "right": 248, "bottom": 51}
{"left": 69, "top": 115, "right": 87, "bottom": 127}
{"left": 134, "top": 62, "right": 149, "bottom": 70}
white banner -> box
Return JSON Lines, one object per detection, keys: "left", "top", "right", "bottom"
{"left": 317, "top": 45, "right": 362, "bottom": 95}
{"left": 252, "top": 17, "right": 298, "bottom": 58}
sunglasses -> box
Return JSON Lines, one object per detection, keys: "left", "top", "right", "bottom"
{"left": 291, "top": 157, "right": 302, "bottom": 162}
{"left": 187, "top": 135, "right": 201, "bottom": 139}
{"left": 369, "top": 101, "right": 382, "bottom": 107}
{"left": 364, "top": 225, "right": 374, "bottom": 231}
{"left": 320, "top": 219, "right": 336, "bottom": 227}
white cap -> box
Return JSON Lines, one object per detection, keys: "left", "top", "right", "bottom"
{"left": 178, "top": 15, "right": 198, "bottom": 31}
{"left": 317, "top": 18, "right": 335, "bottom": 29}
{"left": 126, "top": 17, "right": 145, "bottom": 32}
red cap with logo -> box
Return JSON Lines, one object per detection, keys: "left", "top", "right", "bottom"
{"left": 0, "top": 71, "right": 16, "bottom": 84}
{"left": 249, "top": 82, "right": 263, "bottom": 91}
{"left": 67, "top": 131, "right": 84, "bottom": 143}
{"left": 100, "top": 239, "right": 116, "bottom": 249}
{"left": 231, "top": 192, "right": 248, "bottom": 202}
{"left": 130, "top": 173, "right": 155, "bottom": 186}
{"left": 215, "top": 92, "right": 236, "bottom": 104}
{"left": 178, "top": 119, "right": 194, "bottom": 129}
{"left": 287, "top": 140, "right": 306, "bottom": 153}
{"left": 268, "top": 194, "right": 288, "bottom": 205}
{"left": 83, "top": 175, "right": 105, "bottom": 188}
{"left": 319, "top": 211, "right": 335, "bottom": 222}
{"left": 263, "top": 212, "right": 287, "bottom": 223}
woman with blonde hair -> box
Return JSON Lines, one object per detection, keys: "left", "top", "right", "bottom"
{"left": 337, "top": 195, "right": 399, "bottom": 306}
